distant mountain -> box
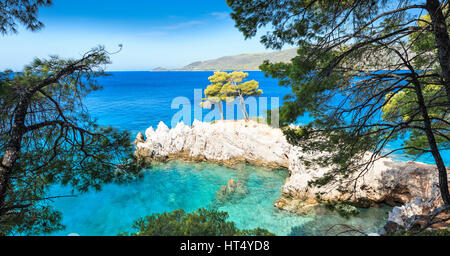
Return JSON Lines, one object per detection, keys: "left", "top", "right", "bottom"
{"left": 152, "top": 48, "right": 298, "bottom": 71}
{"left": 151, "top": 67, "right": 171, "bottom": 71}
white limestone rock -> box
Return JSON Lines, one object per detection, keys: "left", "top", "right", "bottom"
{"left": 134, "top": 120, "right": 444, "bottom": 227}
{"left": 387, "top": 183, "right": 442, "bottom": 226}
{"left": 135, "top": 120, "right": 291, "bottom": 167}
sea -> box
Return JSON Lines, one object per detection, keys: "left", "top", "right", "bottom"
{"left": 46, "top": 71, "right": 446, "bottom": 236}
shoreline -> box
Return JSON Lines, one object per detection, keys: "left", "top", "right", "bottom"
{"left": 134, "top": 119, "right": 447, "bottom": 234}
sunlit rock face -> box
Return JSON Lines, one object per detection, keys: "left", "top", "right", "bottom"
{"left": 134, "top": 120, "right": 445, "bottom": 228}
{"left": 388, "top": 184, "right": 441, "bottom": 227}
{"left": 135, "top": 120, "right": 291, "bottom": 169}
{"left": 283, "top": 155, "right": 442, "bottom": 205}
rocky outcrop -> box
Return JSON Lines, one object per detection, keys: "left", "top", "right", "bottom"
{"left": 387, "top": 183, "right": 442, "bottom": 227}
{"left": 135, "top": 120, "right": 290, "bottom": 169}
{"left": 379, "top": 183, "right": 449, "bottom": 234}
{"left": 283, "top": 154, "right": 442, "bottom": 206}
{"left": 134, "top": 120, "right": 446, "bottom": 229}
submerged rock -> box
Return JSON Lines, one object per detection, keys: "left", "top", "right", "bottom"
{"left": 334, "top": 203, "right": 360, "bottom": 218}
{"left": 214, "top": 178, "right": 249, "bottom": 205}
{"left": 134, "top": 120, "right": 446, "bottom": 228}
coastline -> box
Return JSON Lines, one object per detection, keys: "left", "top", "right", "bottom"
{"left": 134, "top": 119, "right": 448, "bottom": 234}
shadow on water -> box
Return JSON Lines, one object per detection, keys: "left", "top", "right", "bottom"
{"left": 48, "top": 161, "right": 391, "bottom": 236}
{"left": 288, "top": 204, "right": 391, "bottom": 236}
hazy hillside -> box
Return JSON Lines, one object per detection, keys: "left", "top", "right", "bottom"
{"left": 152, "top": 48, "right": 298, "bottom": 71}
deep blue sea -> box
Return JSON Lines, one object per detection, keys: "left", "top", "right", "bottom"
{"left": 83, "top": 71, "right": 305, "bottom": 134}
{"left": 47, "top": 71, "right": 445, "bottom": 236}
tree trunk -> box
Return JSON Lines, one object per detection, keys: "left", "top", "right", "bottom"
{"left": 239, "top": 95, "right": 249, "bottom": 121}
{"left": 426, "top": 0, "right": 450, "bottom": 104}
{"left": 0, "top": 97, "right": 29, "bottom": 211}
{"left": 412, "top": 80, "right": 450, "bottom": 205}
{"left": 0, "top": 149, "right": 18, "bottom": 211}
{"left": 218, "top": 101, "right": 224, "bottom": 120}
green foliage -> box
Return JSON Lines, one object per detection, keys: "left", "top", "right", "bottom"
{"left": 120, "top": 208, "right": 274, "bottom": 236}
{"left": 227, "top": 0, "right": 385, "bottom": 50}
{"left": 201, "top": 71, "right": 262, "bottom": 120}
{"left": 0, "top": 46, "right": 146, "bottom": 235}
{"left": 265, "top": 109, "right": 276, "bottom": 126}
{"left": 409, "top": 9, "right": 450, "bottom": 69}
{"left": 228, "top": 0, "right": 450, "bottom": 199}
{"left": 0, "top": 0, "right": 53, "bottom": 34}
{"left": 382, "top": 83, "right": 449, "bottom": 156}
{"left": 380, "top": 12, "right": 450, "bottom": 157}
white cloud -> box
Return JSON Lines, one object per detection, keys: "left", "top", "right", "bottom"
{"left": 162, "top": 20, "right": 204, "bottom": 30}
{"left": 134, "top": 31, "right": 169, "bottom": 37}
{"left": 210, "top": 11, "right": 229, "bottom": 20}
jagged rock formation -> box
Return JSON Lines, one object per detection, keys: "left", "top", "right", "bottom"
{"left": 134, "top": 120, "right": 446, "bottom": 230}
{"left": 135, "top": 120, "right": 290, "bottom": 169}
{"left": 379, "top": 183, "right": 450, "bottom": 234}
{"left": 282, "top": 153, "right": 442, "bottom": 205}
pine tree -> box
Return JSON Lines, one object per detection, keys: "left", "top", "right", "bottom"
{"left": 228, "top": 0, "right": 450, "bottom": 204}
{"left": 201, "top": 71, "right": 262, "bottom": 121}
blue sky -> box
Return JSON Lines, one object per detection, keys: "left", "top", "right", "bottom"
{"left": 0, "top": 0, "right": 277, "bottom": 71}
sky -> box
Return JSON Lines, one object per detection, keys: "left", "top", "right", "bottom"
{"left": 0, "top": 0, "right": 276, "bottom": 71}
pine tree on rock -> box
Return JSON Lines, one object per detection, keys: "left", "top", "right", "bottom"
{"left": 201, "top": 71, "right": 262, "bottom": 121}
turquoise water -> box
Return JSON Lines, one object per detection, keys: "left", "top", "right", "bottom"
{"left": 46, "top": 71, "right": 437, "bottom": 235}
{"left": 84, "top": 71, "right": 447, "bottom": 165}
{"left": 49, "top": 161, "right": 390, "bottom": 236}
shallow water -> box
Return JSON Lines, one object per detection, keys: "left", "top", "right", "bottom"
{"left": 45, "top": 71, "right": 434, "bottom": 235}
{"left": 49, "top": 161, "right": 390, "bottom": 236}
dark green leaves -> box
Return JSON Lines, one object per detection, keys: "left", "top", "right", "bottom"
{"left": 229, "top": 0, "right": 449, "bottom": 196}
{"left": 0, "top": 46, "right": 145, "bottom": 235}
{"left": 121, "top": 208, "right": 274, "bottom": 236}
{"left": 0, "top": 0, "right": 52, "bottom": 34}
